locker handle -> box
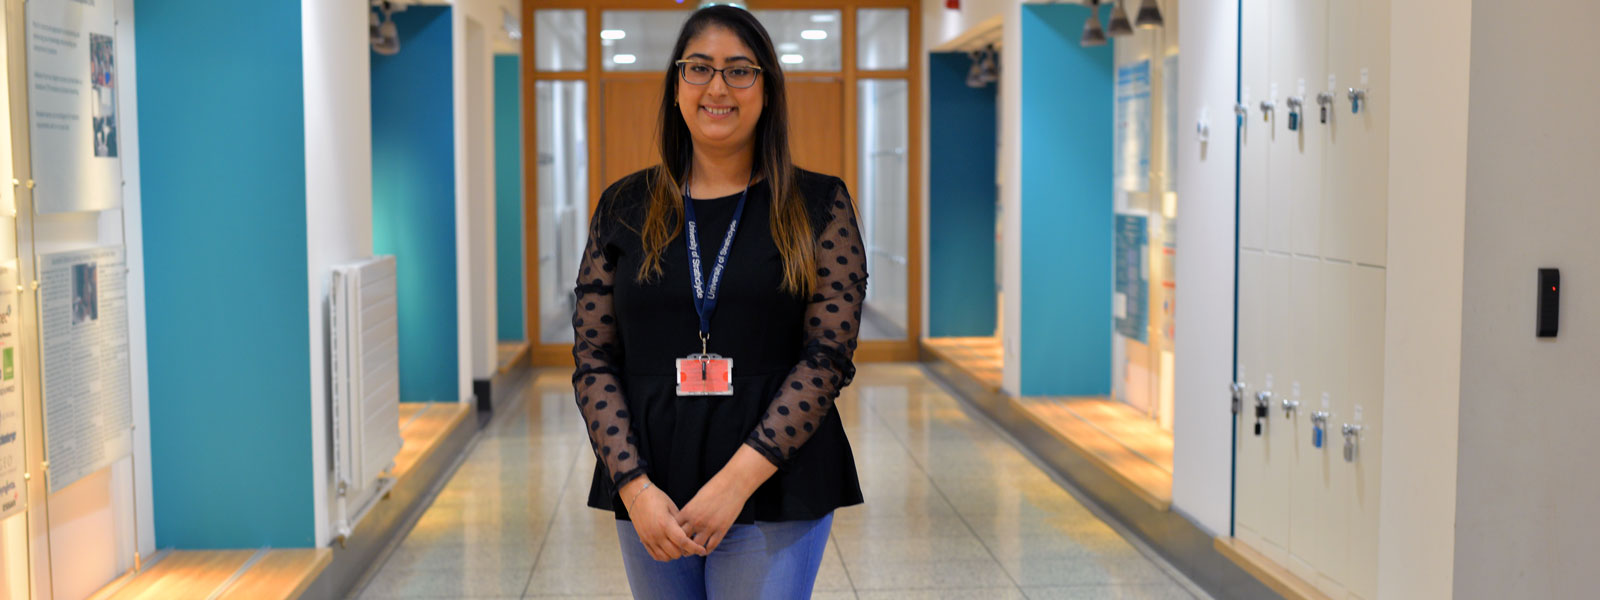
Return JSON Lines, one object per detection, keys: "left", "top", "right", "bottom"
{"left": 1281, "top": 397, "right": 1300, "bottom": 419}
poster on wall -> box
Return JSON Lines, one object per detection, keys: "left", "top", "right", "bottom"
{"left": 1114, "top": 213, "right": 1148, "bottom": 343}
{"left": 26, "top": 0, "right": 124, "bottom": 214}
{"left": 1114, "top": 60, "right": 1151, "bottom": 194}
{"left": 41, "top": 247, "right": 132, "bottom": 494}
{"left": 0, "top": 263, "right": 25, "bottom": 520}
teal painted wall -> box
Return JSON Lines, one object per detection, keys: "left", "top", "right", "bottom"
{"left": 138, "top": 0, "right": 314, "bottom": 548}
{"left": 1019, "top": 4, "right": 1114, "bottom": 396}
{"left": 928, "top": 52, "right": 999, "bottom": 338}
{"left": 372, "top": 6, "right": 459, "bottom": 402}
{"left": 494, "top": 55, "right": 525, "bottom": 342}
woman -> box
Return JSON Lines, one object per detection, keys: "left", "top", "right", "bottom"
{"left": 571, "top": 6, "right": 866, "bottom": 599}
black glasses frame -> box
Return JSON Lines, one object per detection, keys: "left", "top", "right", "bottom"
{"left": 674, "top": 60, "right": 763, "bottom": 89}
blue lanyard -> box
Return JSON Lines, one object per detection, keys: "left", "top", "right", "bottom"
{"left": 683, "top": 179, "right": 750, "bottom": 344}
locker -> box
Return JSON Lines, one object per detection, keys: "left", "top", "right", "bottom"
{"left": 1314, "top": 261, "right": 1353, "bottom": 595}
{"left": 1238, "top": 0, "right": 1271, "bottom": 251}
{"left": 1345, "top": 265, "right": 1386, "bottom": 599}
{"left": 1286, "top": 256, "right": 1324, "bottom": 586}
{"left": 1287, "top": 0, "right": 1329, "bottom": 258}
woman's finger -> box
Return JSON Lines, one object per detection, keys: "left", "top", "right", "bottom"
{"left": 668, "top": 522, "right": 708, "bottom": 556}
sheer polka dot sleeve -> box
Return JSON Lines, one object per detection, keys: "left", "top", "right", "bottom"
{"left": 745, "top": 181, "right": 867, "bottom": 466}
{"left": 572, "top": 191, "right": 646, "bottom": 493}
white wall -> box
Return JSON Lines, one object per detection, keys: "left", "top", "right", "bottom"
{"left": 1452, "top": 1, "right": 1600, "bottom": 597}
{"left": 304, "top": 0, "right": 374, "bottom": 547}
{"left": 450, "top": 0, "right": 501, "bottom": 394}
{"left": 1374, "top": 0, "right": 1470, "bottom": 597}
{"left": 1170, "top": 0, "right": 1236, "bottom": 539}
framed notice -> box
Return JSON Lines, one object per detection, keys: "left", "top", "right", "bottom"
{"left": 0, "top": 263, "right": 24, "bottom": 519}
{"left": 1114, "top": 213, "right": 1149, "bottom": 343}
{"left": 1114, "top": 60, "right": 1151, "bottom": 194}
{"left": 26, "top": 0, "right": 123, "bottom": 214}
{"left": 41, "top": 247, "right": 131, "bottom": 494}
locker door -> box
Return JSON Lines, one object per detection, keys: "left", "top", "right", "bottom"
{"left": 1264, "top": 0, "right": 1294, "bottom": 254}
{"left": 1238, "top": 0, "right": 1271, "bottom": 252}
{"left": 1234, "top": 250, "right": 1271, "bottom": 554}
{"left": 1287, "top": 0, "right": 1329, "bottom": 259}
{"left": 1345, "top": 265, "right": 1386, "bottom": 599}
{"left": 1313, "top": 261, "right": 1353, "bottom": 596}
{"left": 1321, "top": 0, "right": 1358, "bottom": 263}
{"left": 1286, "top": 256, "right": 1328, "bottom": 588}
{"left": 1254, "top": 253, "right": 1294, "bottom": 556}
{"left": 1348, "top": 0, "right": 1389, "bottom": 267}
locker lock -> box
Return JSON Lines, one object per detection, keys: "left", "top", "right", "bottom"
{"left": 1341, "top": 424, "right": 1364, "bottom": 462}
{"left": 1259, "top": 99, "right": 1275, "bottom": 122}
{"left": 1310, "top": 411, "right": 1331, "bottom": 449}
{"left": 1316, "top": 91, "right": 1336, "bottom": 124}
{"left": 1253, "top": 390, "right": 1272, "bottom": 436}
{"left": 1231, "top": 381, "right": 1249, "bottom": 414}
{"left": 1285, "top": 96, "right": 1304, "bottom": 131}
{"left": 1347, "top": 88, "right": 1367, "bottom": 114}
{"left": 1281, "top": 396, "right": 1300, "bottom": 419}
{"left": 1234, "top": 102, "right": 1249, "bottom": 123}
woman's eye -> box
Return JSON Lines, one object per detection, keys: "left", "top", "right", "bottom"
{"left": 727, "top": 68, "right": 752, "bottom": 78}
{"left": 689, "top": 64, "right": 713, "bottom": 75}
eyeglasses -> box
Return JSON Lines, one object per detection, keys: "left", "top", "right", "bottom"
{"left": 675, "top": 60, "right": 763, "bottom": 89}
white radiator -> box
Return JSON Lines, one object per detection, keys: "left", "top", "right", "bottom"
{"left": 330, "top": 255, "right": 402, "bottom": 540}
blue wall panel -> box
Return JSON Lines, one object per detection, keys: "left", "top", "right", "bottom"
{"left": 493, "top": 55, "right": 525, "bottom": 342}
{"left": 372, "top": 6, "right": 459, "bottom": 402}
{"left": 928, "top": 53, "right": 999, "bottom": 338}
{"left": 137, "top": 0, "right": 313, "bottom": 548}
{"left": 1019, "top": 4, "right": 1114, "bottom": 396}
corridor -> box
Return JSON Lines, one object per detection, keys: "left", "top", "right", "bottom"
{"left": 354, "top": 365, "right": 1207, "bottom": 599}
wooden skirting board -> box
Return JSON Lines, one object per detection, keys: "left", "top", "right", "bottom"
{"left": 89, "top": 402, "right": 474, "bottom": 600}
{"left": 1215, "top": 537, "right": 1334, "bottom": 600}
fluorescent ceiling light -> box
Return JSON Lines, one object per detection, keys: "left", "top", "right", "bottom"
{"left": 780, "top": 54, "right": 804, "bottom": 64}
{"left": 800, "top": 29, "right": 828, "bottom": 40}
{"left": 613, "top": 54, "right": 637, "bottom": 64}
{"left": 778, "top": 42, "right": 800, "bottom": 52}
{"left": 809, "top": 14, "right": 837, "bottom": 23}
{"left": 601, "top": 29, "right": 626, "bottom": 40}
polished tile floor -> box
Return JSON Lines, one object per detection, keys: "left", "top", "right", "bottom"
{"left": 355, "top": 365, "right": 1207, "bottom": 600}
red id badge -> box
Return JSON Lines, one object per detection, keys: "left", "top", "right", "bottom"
{"left": 676, "top": 354, "right": 733, "bottom": 396}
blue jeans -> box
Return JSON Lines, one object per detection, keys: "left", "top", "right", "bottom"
{"left": 615, "top": 513, "right": 833, "bottom": 600}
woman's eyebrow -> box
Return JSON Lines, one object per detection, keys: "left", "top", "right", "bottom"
{"left": 683, "top": 53, "right": 755, "bottom": 64}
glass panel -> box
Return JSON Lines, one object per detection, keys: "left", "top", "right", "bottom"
{"left": 751, "top": 10, "right": 842, "bottom": 71}
{"left": 857, "top": 79, "right": 910, "bottom": 341}
{"left": 601, "top": 11, "right": 691, "bottom": 72}
{"left": 534, "top": 10, "right": 585, "bottom": 71}
{"left": 536, "top": 81, "right": 589, "bottom": 344}
{"left": 856, "top": 9, "right": 910, "bottom": 70}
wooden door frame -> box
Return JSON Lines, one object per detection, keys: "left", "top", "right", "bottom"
{"left": 523, "top": 0, "right": 922, "bottom": 367}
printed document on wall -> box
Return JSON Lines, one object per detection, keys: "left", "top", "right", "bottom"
{"left": 0, "top": 263, "right": 24, "bottom": 519}
{"left": 1114, "top": 60, "right": 1151, "bottom": 194}
{"left": 41, "top": 247, "right": 131, "bottom": 494}
{"left": 26, "top": 0, "right": 123, "bottom": 214}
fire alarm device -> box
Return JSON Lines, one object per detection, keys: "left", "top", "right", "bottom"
{"left": 1537, "top": 268, "right": 1559, "bottom": 338}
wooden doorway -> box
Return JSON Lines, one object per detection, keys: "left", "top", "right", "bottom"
{"left": 524, "top": 0, "right": 922, "bottom": 366}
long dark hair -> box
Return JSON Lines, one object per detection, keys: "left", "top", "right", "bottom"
{"left": 634, "top": 6, "right": 815, "bottom": 296}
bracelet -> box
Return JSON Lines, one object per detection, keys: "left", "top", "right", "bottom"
{"left": 626, "top": 482, "right": 652, "bottom": 511}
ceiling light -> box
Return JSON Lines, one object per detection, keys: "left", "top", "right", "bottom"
{"left": 600, "top": 29, "right": 626, "bottom": 40}
{"left": 612, "top": 54, "right": 637, "bottom": 64}
{"left": 809, "top": 14, "right": 837, "bottom": 23}
{"left": 779, "top": 42, "right": 800, "bottom": 52}
{"left": 1135, "top": 0, "right": 1164, "bottom": 29}
{"left": 781, "top": 54, "right": 804, "bottom": 64}
{"left": 1108, "top": 1, "right": 1134, "bottom": 37}
{"left": 800, "top": 29, "right": 828, "bottom": 40}
{"left": 1081, "top": 0, "right": 1107, "bottom": 47}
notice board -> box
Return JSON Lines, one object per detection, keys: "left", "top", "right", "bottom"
{"left": 41, "top": 247, "right": 131, "bottom": 493}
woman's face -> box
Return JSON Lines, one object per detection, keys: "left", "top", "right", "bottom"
{"left": 676, "top": 25, "right": 765, "bottom": 154}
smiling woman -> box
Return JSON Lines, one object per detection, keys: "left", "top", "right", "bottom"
{"left": 568, "top": 6, "right": 866, "bottom": 599}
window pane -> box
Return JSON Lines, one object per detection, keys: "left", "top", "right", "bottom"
{"left": 857, "top": 79, "right": 910, "bottom": 341}
{"left": 752, "top": 10, "right": 842, "bottom": 71}
{"left": 857, "top": 9, "right": 909, "bottom": 70}
{"left": 534, "top": 10, "right": 585, "bottom": 71}
{"left": 536, "top": 81, "right": 589, "bottom": 344}
{"left": 602, "top": 11, "right": 690, "bottom": 72}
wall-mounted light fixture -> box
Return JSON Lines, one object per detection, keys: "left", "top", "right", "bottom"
{"left": 1108, "top": 1, "right": 1134, "bottom": 37}
{"left": 1135, "top": 0, "right": 1164, "bottom": 29}
{"left": 1081, "top": 0, "right": 1107, "bottom": 47}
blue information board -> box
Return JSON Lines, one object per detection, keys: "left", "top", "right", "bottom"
{"left": 1114, "top": 213, "right": 1148, "bottom": 342}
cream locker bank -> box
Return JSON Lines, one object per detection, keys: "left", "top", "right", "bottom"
{"left": 1234, "top": 0, "right": 1389, "bottom": 597}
